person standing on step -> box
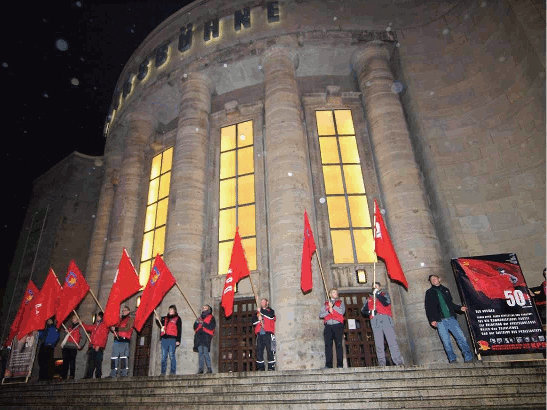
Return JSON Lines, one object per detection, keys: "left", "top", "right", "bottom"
{"left": 194, "top": 305, "right": 216, "bottom": 374}
{"left": 425, "top": 275, "right": 474, "bottom": 363}
{"left": 319, "top": 289, "right": 345, "bottom": 368}
{"left": 529, "top": 268, "right": 546, "bottom": 325}
{"left": 252, "top": 298, "right": 276, "bottom": 371}
{"left": 109, "top": 305, "right": 134, "bottom": 377}
{"left": 38, "top": 318, "right": 60, "bottom": 381}
{"left": 60, "top": 314, "right": 86, "bottom": 380}
{"left": 82, "top": 311, "right": 109, "bottom": 379}
{"left": 361, "top": 282, "right": 404, "bottom": 366}
{"left": 158, "top": 305, "right": 182, "bottom": 376}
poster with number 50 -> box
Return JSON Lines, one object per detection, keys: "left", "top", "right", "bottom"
{"left": 451, "top": 253, "right": 545, "bottom": 356}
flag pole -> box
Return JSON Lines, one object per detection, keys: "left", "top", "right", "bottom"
{"left": 61, "top": 323, "right": 81, "bottom": 346}
{"left": 152, "top": 309, "right": 164, "bottom": 329}
{"left": 372, "top": 202, "right": 377, "bottom": 314}
{"left": 88, "top": 289, "right": 104, "bottom": 312}
{"left": 72, "top": 310, "right": 91, "bottom": 342}
{"left": 314, "top": 250, "right": 329, "bottom": 301}
{"left": 248, "top": 273, "right": 260, "bottom": 308}
{"left": 174, "top": 282, "right": 198, "bottom": 319}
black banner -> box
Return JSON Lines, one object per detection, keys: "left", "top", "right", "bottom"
{"left": 451, "top": 253, "right": 545, "bottom": 355}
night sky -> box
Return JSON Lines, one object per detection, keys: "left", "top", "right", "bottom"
{"left": 1, "top": 1, "right": 191, "bottom": 288}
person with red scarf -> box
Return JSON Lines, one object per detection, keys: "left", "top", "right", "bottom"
{"left": 319, "top": 289, "right": 345, "bottom": 368}
{"left": 194, "top": 305, "right": 216, "bottom": 374}
{"left": 158, "top": 305, "right": 182, "bottom": 376}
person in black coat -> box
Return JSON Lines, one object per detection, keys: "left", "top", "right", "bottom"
{"left": 193, "top": 305, "right": 216, "bottom": 374}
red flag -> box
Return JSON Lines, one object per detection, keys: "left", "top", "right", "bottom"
{"left": 221, "top": 228, "right": 250, "bottom": 317}
{"left": 301, "top": 210, "right": 317, "bottom": 293}
{"left": 103, "top": 249, "right": 141, "bottom": 327}
{"left": 17, "top": 269, "right": 62, "bottom": 339}
{"left": 4, "top": 280, "right": 39, "bottom": 347}
{"left": 133, "top": 254, "right": 176, "bottom": 332}
{"left": 374, "top": 200, "right": 408, "bottom": 289}
{"left": 56, "top": 260, "right": 91, "bottom": 328}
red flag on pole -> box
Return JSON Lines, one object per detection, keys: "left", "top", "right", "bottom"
{"left": 133, "top": 254, "right": 176, "bottom": 332}
{"left": 301, "top": 210, "right": 317, "bottom": 293}
{"left": 4, "top": 280, "right": 39, "bottom": 347}
{"left": 221, "top": 228, "right": 250, "bottom": 317}
{"left": 56, "top": 260, "right": 91, "bottom": 328}
{"left": 17, "top": 269, "right": 62, "bottom": 339}
{"left": 374, "top": 199, "right": 408, "bottom": 289}
{"left": 103, "top": 249, "right": 141, "bottom": 327}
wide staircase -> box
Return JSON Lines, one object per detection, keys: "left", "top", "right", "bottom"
{"left": 0, "top": 360, "right": 545, "bottom": 409}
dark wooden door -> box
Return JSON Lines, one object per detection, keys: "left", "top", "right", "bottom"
{"left": 218, "top": 298, "right": 257, "bottom": 373}
{"left": 133, "top": 315, "right": 152, "bottom": 376}
{"left": 340, "top": 292, "right": 379, "bottom": 367}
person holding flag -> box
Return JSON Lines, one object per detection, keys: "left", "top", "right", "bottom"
{"left": 252, "top": 298, "right": 276, "bottom": 371}
{"left": 158, "top": 305, "right": 181, "bottom": 376}
{"left": 4, "top": 280, "right": 39, "bottom": 348}
{"left": 37, "top": 318, "right": 60, "bottom": 381}
{"left": 193, "top": 305, "right": 216, "bottom": 374}
{"left": 319, "top": 289, "right": 345, "bottom": 368}
{"left": 81, "top": 312, "right": 108, "bottom": 379}
{"left": 361, "top": 282, "right": 404, "bottom": 366}
{"left": 108, "top": 306, "right": 134, "bottom": 378}
{"left": 60, "top": 314, "right": 86, "bottom": 380}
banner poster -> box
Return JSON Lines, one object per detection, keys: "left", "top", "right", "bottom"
{"left": 2, "top": 333, "right": 39, "bottom": 383}
{"left": 451, "top": 253, "right": 546, "bottom": 356}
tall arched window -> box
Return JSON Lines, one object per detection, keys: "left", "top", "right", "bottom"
{"left": 315, "top": 110, "right": 375, "bottom": 264}
{"left": 139, "top": 147, "right": 173, "bottom": 286}
{"left": 218, "top": 120, "right": 257, "bottom": 274}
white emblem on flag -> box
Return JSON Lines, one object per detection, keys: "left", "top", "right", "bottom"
{"left": 375, "top": 222, "right": 382, "bottom": 239}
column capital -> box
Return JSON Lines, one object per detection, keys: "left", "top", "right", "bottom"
{"left": 260, "top": 46, "right": 299, "bottom": 71}
{"left": 182, "top": 71, "right": 215, "bottom": 96}
{"left": 351, "top": 40, "right": 392, "bottom": 73}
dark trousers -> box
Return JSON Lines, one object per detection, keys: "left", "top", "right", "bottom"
{"left": 85, "top": 347, "right": 104, "bottom": 378}
{"left": 61, "top": 348, "right": 77, "bottom": 379}
{"left": 38, "top": 345, "right": 55, "bottom": 380}
{"left": 324, "top": 323, "right": 344, "bottom": 368}
{"left": 256, "top": 333, "right": 275, "bottom": 370}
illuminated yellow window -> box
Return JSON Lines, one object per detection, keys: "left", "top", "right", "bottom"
{"left": 315, "top": 110, "right": 375, "bottom": 264}
{"left": 219, "top": 120, "right": 256, "bottom": 274}
{"left": 139, "top": 147, "right": 173, "bottom": 287}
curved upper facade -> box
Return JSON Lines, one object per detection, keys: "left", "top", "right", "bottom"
{"left": 84, "top": 0, "right": 544, "bottom": 376}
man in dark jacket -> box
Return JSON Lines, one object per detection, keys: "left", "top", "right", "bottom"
{"left": 194, "top": 305, "right": 215, "bottom": 374}
{"left": 425, "top": 275, "right": 473, "bottom": 363}
{"left": 38, "top": 318, "right": 60, "bottom": 381}
{"left": 529, "top": 268, "right": 546, "bottom": 325}
{"left": 159, "top": 305, "right": 182, "bottom": 376}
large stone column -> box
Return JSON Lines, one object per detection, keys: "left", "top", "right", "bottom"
{"left": 154, "top": 72, "right": 214, "bottom": 375}
{"left": 97, "top": 110, "right": 154, "bottom": 376}
{"left": 74, "top": 127, "right": 124, "bottom": 379}
{"left": 262, "top": 47, "right": 325, "bottom": 370}
{"left": 352, "top": 41, "right": 446, "bottom": 364}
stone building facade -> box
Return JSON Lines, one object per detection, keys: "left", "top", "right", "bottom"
{"left": 4, "top": 0, "right": 545, "bottom": 378}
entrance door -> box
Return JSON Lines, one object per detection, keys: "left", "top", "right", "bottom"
{"left": 133, "top": 315, "right": 152, "bottom": 376}
{"left": 340, "top": 292, "right": 379, "bottom": 367}
{"left": 218, "top": 298, "right": 257, "bottom": 373}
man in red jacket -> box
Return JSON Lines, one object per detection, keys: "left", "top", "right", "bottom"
{"left": 319, "top": 289, "right": 345, "bottom": 368}
{"left": 82, "top": 311, "right": 109, "bottom": 379}
{"left": 252, "top": 299, "right": 276, "bottom": 371}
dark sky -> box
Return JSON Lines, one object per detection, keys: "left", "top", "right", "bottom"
{"left": 1, "top": 1, "right": 191, "bottom": 288}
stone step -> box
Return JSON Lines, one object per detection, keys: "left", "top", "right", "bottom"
{"left": 2, "top": 372, "right": 544, "bottom": 398}
{"left": 0, "top": 361, "right": 544, "bottom": 410}
{"left": 2, "top": 361, "right": 543, "bottom": 392}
